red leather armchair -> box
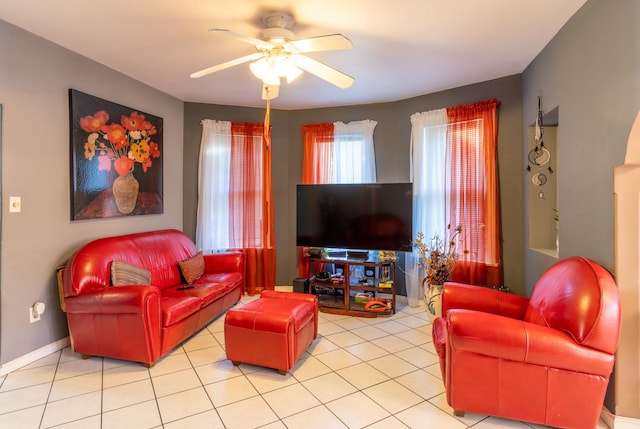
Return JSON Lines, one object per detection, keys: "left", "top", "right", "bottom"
{"left": 432, "top": 256, "right": 620, "bottom": 429}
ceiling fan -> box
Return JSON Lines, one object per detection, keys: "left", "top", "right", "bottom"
{"left": 190, "top": 12, "right": 354, "bottom": 99}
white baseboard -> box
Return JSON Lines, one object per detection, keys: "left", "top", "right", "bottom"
{"left": 602, "top": 406, "right": 640, "bottom": 428}
{"left": 613, "top": 416, "right": 640, "bottom": 429}
{"left": 0, "top": 337, "right": 70, "bottom": 377}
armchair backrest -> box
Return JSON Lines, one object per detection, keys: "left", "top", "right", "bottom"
{"left": 524, "top": 256, "right": 621, "bottom": 354}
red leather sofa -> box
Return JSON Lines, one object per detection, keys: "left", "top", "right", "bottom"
{"left": 61, "top": 229, "right": 244, "bottom": 366}
{"left": 432, "top": 256, "right": 621, "bottom": 429}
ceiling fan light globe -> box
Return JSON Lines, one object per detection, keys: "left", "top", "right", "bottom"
{"left": 250, "top": 59, "right": 279, "bottom": 85}
{"left": 249, "top": 59, "right": 267, "bottom": 78}
{"left": 251, "top": 54, "right": 301, "bottom": 86}
{"left": 273, "top": 55, "right": 301, "bottom": 83}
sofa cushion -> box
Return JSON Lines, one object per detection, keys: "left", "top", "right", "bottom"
{"left": 196, "top": 272, "right": 243, "bottom": 287}
{"left": 160, "top": 295, "right": 202, "bottom": 327}
{"left": 111, "top": 261, "right": 151, "bottom": 286}
{"left": 178, "top": 252, "right": 205, "bottom": 284}
{"left": 163, "top": 282, "right": 235, "bottom": 308}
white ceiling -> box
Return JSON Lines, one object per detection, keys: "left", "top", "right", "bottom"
{"left": 1, "top": 0, "right": 586, "bottom": 110}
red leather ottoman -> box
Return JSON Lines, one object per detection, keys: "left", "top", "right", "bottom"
{"left": 224, "top": 290, "right": 318, "bottom": 375}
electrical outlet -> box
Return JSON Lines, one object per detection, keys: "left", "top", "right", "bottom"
{"left": 10, "top": 196, "right": 21, "bottom": 213}
{"left": 29, "top": 306, "right": 41, "bottom": 323}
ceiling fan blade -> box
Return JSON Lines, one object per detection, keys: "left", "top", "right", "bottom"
{"left": 292, "top": 55, "right": 354, "bottom": 89}
{"left": 190, "top": 52, "right": 264, "bottom": 78}
{"left": 208, "top": 29, "right": 267, "bottom": 47}
{"left": 289, "top": 34, "right": 353, "bottom": 53}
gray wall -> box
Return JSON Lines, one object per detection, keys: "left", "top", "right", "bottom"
{"left": 522, "top": 0, "right": 640, "bottom": 291}
{"left": 183, "top": 75, "right": 525, "bottom": 294}
{"left": 522, "top": 0, "right": 640, "bottom": 413}
{"left": 0, "top": 20, "right": 184, "bottom": 365}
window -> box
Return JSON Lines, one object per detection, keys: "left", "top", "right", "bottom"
{"left": 196, "top": 120, "right": 232, "bottom": 251}
{"left": 334, "top": 121, "right": 377, "bottom": 183}
{"left": 302, "top": 120, "right": 377, "bottom": 184}
{"left": 405, "top": 100, "right": 501, "bottom": 306}
{"left": 229, "top": 128, "right": 264, "bottom": 248}
{"left": 298, "top": 120, "right": 378, "bottom": 276}
{"left": 196, "top": 119, "right": 275, "bottom": 294}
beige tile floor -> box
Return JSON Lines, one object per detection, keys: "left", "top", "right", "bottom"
{"left": 0, "top": 292, "right": 611, "bottom": 429}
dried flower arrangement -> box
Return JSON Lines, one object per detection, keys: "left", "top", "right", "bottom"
{"left": 414, "top": 225, "right": 464, "bottom": 287}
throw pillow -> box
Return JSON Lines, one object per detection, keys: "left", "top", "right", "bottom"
{"left": 178, "top": 251, "right": 205, "bottom": 284}
{"left": 111, "top": 260, "right": 151, "bottom": 286}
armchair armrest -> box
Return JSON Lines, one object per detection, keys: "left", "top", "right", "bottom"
{"left": 447, "top": 309, "right": 615, "bottom": 376}
{"left": 64, "top": 285, "right": 161, "bottom": 315}
{"left": 203, "top": 251, "right": 244, "bottom": 274}
{"left": 442, "top": 282, "right": 529, "bottom": 319}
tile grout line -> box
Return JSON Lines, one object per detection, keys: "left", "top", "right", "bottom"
{"left": 37, "top": 349, "right": 60, "bottom": 429}
{"left": 183, "top": 342, "right": 229, "bottom": 429}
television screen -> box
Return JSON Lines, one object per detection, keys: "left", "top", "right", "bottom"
{"left": 296, "top": 183, "right": 413, "bottom": 252}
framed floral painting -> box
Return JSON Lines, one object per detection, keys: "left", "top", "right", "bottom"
{"left": 69, "top": 89, "right": 163, "bottom": 220}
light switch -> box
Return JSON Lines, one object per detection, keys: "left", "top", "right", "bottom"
{"left": 9, "top": 196, "right": 21, "bottom": 213}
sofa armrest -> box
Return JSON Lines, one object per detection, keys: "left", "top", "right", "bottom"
{"left": 442, "top": 282, "right": 529, "bottom": 319}
{"left": 64, "top": 285, "right": 161, "bottom": 315}
{"left": 203, "top": 251, "right": 244, "bottom": 274}
{"left": 447, "top": 309, "right": 615, "bottom": 376}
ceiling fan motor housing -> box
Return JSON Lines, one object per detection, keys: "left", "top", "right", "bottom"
{"left": 258, "top": 27, "right": 295, "bottom": 44}
{"left": 258, "top": 12, "right": 296, "bottom": 43}
{"left": 263, "top": 12, "right": 295, "bottom": 29}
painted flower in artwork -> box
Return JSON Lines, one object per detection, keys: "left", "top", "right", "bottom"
{"left": 80, "top": 110, "right": 160, "bottom": 176}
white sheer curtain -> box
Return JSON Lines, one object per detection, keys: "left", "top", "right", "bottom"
{"left": 405, "top": 109, "right": 448, "bottom": 306}
{"left": 196, "top": 120, "right": 232, "bottom": 253}
{"left": 333, "top": 120, "right": 377, "bottom": 183}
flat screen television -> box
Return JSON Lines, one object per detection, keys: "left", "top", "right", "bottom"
{"left": 296, "top": 183, "right": 413, "bottom": 252}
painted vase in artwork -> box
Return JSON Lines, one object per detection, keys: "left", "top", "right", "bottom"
{"left": 112, "top": 172, "right": 139, "bottom": 214}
